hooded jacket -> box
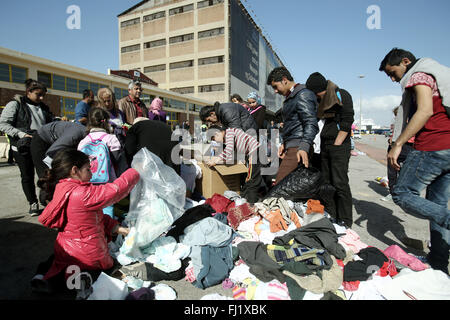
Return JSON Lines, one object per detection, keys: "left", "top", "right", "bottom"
{"left": 38, "top": 168, "right": 139, "bottom": 280}
{"left": 281, "top": 85, "right": 319, "bottom": 153}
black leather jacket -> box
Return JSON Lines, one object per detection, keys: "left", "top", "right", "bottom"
{"left": 281, "top": 84, "right": 319, "bottom": 153}
{"left": 215, "top": 103, "right": 258, "bottom": 133}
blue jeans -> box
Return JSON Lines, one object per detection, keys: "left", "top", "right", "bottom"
{"left": 392, "top": 149, "right": 450, "bottom": 274}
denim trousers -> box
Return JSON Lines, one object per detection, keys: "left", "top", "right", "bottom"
{"left": 392, "top": 148, "right": 450, "bottom": 274}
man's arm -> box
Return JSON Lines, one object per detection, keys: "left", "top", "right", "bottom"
{"left": 388, "top": 85, "right": 434, "bottom": 170}
{"left": 334, "top": 89, "right": 354, "bottom": 145}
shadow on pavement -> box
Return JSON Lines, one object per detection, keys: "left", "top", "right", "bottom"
{"left": 0, "top": 216, "right": 74, "bottom": 300}
{"left": 365, "top": 180, "right": 390, "bottom": 197}
{"left": 353, "top": 198, "right": 427, "bottom": 257}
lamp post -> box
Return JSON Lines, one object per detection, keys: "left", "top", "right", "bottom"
{"left": 358, "top": 75, "right": 365, "bottom": 133}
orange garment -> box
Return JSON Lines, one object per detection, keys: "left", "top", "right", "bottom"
{"left": 265, "top": 210, "right": 288, "bottom": 233}
{"left": 289, "top": 211, "right": 302, "bottom": 229}
{"left": 306, "top": 199, "right": 324, "bottom": 215}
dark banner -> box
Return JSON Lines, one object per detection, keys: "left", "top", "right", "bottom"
{"left": 230, "top": 0, "right": 259, "bottom": 90}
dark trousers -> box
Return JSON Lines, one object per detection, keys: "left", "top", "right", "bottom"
{"left": 241, "top": 157, "right": 263, "bottom": 204}
{"left": 387, "top": 143, "right": 414, "bottom": 194}
{"left": 13, "top": 149, "right": 38, "bottom": 205}
{"left": 30, "top": 134, "right": 51, "bottom": 179}
{"left": 321, "top": 142, "right": 353, "bottom": 227}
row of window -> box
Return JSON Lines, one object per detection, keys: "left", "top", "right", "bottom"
{"left": 0, "top": 63, "right": 28, "bottom": 84}
{"left": 37, "top": 71, "right": 107, "bottom": 96}
{"left": 170, "top": 84, "right": 225, "bottom": 94}
{"left": 143, "top": 55, "right": 224, "bottom": 73}
{"left": 120, "top": 0, "right": 224, "bottom": 27}
{"left": 123, "top": 27, "right": 225, "bottom": 53}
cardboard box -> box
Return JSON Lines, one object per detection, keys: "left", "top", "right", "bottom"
{"left": 197, "top": 162, "right": 248, "bottom": 199}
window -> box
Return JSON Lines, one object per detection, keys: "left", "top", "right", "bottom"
{"left": 121, "top": 17, "right": 140, "bottom": 28}
{"left": 121, "top": 44, "right": 141, "bottom": 54}
{"left": 144, "top": 39, "right": 166, "bottom": 49}
{"left": 198, "top": 27, "right": 224, "bottom": 39}
{"left": 171, "top": 87, "right": 194, "bottom": 94}
{"left": 60, "top": 97, "right": 78, "bottom": 120}
{"left": 78, "top": 80, "right": 89, "bottom": 94}
{"left": 144, "top": 64, "right": 166, "bottom": 73}
{"left": 198, "top": 0, "right": 224, "bottom": 9}
{"left": 10, "top": 65, "right": 27, "bottom": 84}
{"left": 0, "top": 63, "right": 10, "bottom": 82}
{"left": 169, "top": 33, "right": 194, "bottom": 44}
{"left": 199, "top": 84, "right": 224, "bottom": 93}
{"left": 144, "top": 11, "right": 165, "bottom": 22}
{"left": 66, "top": 77, "right": 78, "bottom": 93}
{"left": 53, "top": 74, "right": 66, "bottom": 91}
{"left": 169, "top": 4, "right": 194, "bottom": 15}
{"left": 89, "top": 83, "right": 100, "bottom": 96}
{"left": 198, "top": 55, "right": 224, "bottom": 66}
{"left": 37, "top": 71, "right": 52, "bottom": 88}
{"left": 170, "top": 60, "right": 194, "bottom": 70}
{"left": 169, "top": 99, "right": 186, "bottom": 110}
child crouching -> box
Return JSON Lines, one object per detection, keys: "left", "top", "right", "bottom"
{"left": 34, "top": 149, "right": 139, "bottom": 293}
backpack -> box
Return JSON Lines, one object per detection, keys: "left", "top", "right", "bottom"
{"left": 80, "top": 133, "right": 111, "bottom": 184}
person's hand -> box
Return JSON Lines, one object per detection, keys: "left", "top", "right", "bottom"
{"left": 297, "top": 150, "right": 309, "bottom": 168}
{"left": 387, "top": 143, "right": 402, "bottom": 171}
{"left": 278, "top": 145, "right": 286, "bottom": 159}
{"left": 115, "top": 226, "right": 130, "bottom": 237}
{"left": 24, "top": 134, "right": 33, "bottom": 138}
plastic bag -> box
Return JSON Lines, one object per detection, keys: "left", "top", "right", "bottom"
{"left": 266, "top": 165, "right": 324, "bottom": 200}
{"left": 121, "top": 148, "right": 186, "bottom": 256}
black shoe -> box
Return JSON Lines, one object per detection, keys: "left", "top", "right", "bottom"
{"left": 31, "top": 274, "right": 55, "bottom": 294}
{"left": 29, "top": 202, "right": 40, "bottom": 217}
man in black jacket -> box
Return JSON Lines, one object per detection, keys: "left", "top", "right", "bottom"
{"left": 199, "top": 102, "right": 258, "bottom": 133}
{"left": 124, "top": 117, "right": 179, "bottom": 174}
{"left": 267, "top": 67, "right": 319, "bottom": 184}
{"left": 306, "top": 72, "right": 355, "bottom": 228}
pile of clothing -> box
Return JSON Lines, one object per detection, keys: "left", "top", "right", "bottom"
{"left": 101, "top": 188, "right": 450, "bottom": 301}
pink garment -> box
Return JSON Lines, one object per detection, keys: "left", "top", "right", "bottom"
{"left": 150, "top": 97, "right": 163, "bottom": 115}
{"left": 383, "top": 245, "right": 429, "bottom": 271}
{"left": 338, "top": 229, "right": 369, "bottom": 254}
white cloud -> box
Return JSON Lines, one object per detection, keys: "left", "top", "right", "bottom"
{"left": 353, "top": 95, "right": 402, "bottom": 127}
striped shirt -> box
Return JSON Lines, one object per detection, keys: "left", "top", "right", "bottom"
{"left": 218, "top": 128, "right": 260, "bottom": 162}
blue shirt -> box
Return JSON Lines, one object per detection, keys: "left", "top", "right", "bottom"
{"left": 75, "top": 101, "right": 90, "bottom": 125}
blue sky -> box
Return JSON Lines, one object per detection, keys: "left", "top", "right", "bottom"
{"left": 1, "top": 0, "right": 449, "bottom": 126}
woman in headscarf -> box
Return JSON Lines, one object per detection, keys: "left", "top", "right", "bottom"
{"left": 148, "top": 97, "right": 167, "bottom": 123}
{"left": 247, "top": 91, "right": 266, "bottom": 130}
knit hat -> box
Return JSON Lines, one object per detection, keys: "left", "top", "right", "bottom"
{"left": 306, "top": 72, "right": 328, "bottom": 94}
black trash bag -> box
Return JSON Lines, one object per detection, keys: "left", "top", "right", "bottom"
{"left": 265, "top": 166, "right": 336, "bottom": 214}
{"left": 265, "top": 165, "right": 324, "bottom": 200}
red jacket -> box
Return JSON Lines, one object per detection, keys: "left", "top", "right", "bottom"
{"left": 38, "top": 168, "right": 140, "bottom": 280}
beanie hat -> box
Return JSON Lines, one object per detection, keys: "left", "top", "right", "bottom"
{"left": 306, "top": 72, "right": 328, "bottom": 94}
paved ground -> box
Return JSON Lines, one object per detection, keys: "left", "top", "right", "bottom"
{"left": 0, "top": 135, "right": 434, "bottom": 300}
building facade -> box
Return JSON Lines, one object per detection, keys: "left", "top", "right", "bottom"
{"left": 118, "top": 0, "right": 285, "bottom": 112}
{"left": 0, "top": 46, "right": 210, "bottom": 130}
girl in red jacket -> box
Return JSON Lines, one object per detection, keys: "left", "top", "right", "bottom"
{"left": 33, "top": 148, "right": 139, "bottom": 294}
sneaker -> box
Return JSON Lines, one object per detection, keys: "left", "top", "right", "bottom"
{"left": 380, "top": 194, "right": 393, "bottom": 202}
{"left": 29, "top": 202, "right": 40, "bottom": 217}
{"left": 31, "top": 274, "right": 54, "bottom": 294}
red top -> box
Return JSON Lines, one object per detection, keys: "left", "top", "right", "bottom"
{"left": 406, "top": 72, "right": 450, "bottom": 151}
{"left": 38, "top": 168, "right": 140, "bottom": 280}
{"left": 130, "top": 96, "right": 144, "bottom": 118}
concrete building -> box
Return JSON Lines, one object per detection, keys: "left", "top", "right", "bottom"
{"left": 0, "top": 46, "right": 210, "bottom": 129}
{"left": 118, "top": 0, "right": 285, "bottom": 112}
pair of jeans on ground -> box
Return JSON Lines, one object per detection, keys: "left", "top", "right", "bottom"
{"left": 392, "top": 148, "right": 450, "bottom": 274}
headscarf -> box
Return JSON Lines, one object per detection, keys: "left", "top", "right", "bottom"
{"left": 247, "top": 92, "right": 261, "bottom": 106}
{"left": 150, "top": 97, "right": 163, "bottom": 115}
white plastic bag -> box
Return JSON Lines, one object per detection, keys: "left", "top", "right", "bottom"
{"left": 120, "top": 148, "right": 186, "bottom": 258}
